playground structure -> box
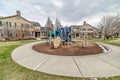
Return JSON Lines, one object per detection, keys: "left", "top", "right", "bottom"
{"left": 33, "top": 19, "right": 104, "bottom": 56}
{"left": 45, "top": 18, "right": 89, "bottom": 49}
{"left": 31, "top": 18, "right": 105, "bottom": 56}
{"left": 49, "top": 26, "right": 74, "bottom": 49}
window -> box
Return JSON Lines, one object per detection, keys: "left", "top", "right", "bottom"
{"left": 9, "top": 22, "right": 11, "bottom": 27}
{"left": 21, "top": 23, "right": 23, "bottom": 28}
{"left": 15, "top": 23, "right": 17, "bottom": 27}
{"left": 1, "top": 22, "right": 6, "bottom": 26}
{"left": 82, "top": 33, "right": 84, "bottom": 35}
{"left": 80, "top": 28, "right": 82, "bottom": 30}
{"left": 82, "top": 28, "right": 86, "bottom": 31}
{"left": 4, "top": 31, "right": 7, "bottom": 36}
{"left": 88, "top": 28, "right": 93, "bottom": 31}
{"left": 6, "top": 22, "right": 8, "bottom": 27}
{"left": 0, "top": 21, "right": 2, "bottom": 26}
{"left": 1, "top": 33, "right": 3, "bottom": 36}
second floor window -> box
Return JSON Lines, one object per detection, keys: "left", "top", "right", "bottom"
{"left": 82, "top": 28, "right": 86, "bottom": 31}
{"left": 88, "top": 28, "right": 93, "bottom": 31}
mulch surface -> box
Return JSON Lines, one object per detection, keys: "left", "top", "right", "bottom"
{"left": 32, "top": 41, "right": 103, "bottom": 56}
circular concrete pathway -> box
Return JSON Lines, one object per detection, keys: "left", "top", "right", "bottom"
{"left": 11, "top": 41, "right": 120, "bottom": 78}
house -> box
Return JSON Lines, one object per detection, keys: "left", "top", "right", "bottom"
{"left": 40, "top": 17, "right": 55, "bottom": 39}
{"left": 71, "top": 21, "right": 98, "bottom": 38}
{"left": 40, "top": 27, "right": 49, "bottom": 38}
{"left": 0, "top": 11, "right": 37, "bottom": 40}
{"left": 31, "top": 21, "right": 41, "bottom": 38}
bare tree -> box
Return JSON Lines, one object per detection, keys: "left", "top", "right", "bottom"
{"left": 112, "top": 13, "right": 120, "bottom": 38}
{"left": 98, "top": 12, "right": 120, "bottom": 39}
{"left": 99, "top": 15, "right": 115, "bottom": 39}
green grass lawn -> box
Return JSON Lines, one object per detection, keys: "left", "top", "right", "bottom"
{"left": 0, "top": 39, "right": 120, "bottom": 80}
{"left": 73, "top": 38, "right": 120, "bottom": 47}
{"left": 91, "top": 38, "right": 120, "bottom": 47}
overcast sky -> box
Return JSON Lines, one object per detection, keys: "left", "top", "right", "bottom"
{"left": 0, "top": 0, "right": 120, "bottom": 27}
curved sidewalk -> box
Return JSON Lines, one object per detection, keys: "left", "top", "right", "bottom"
{"left": 11, "top": 41, "right": 120, "bottom": 78}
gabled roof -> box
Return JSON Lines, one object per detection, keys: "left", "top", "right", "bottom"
{"left": 86, "top": 24, "right": 98, "bottom": 30}
{"left": 0, "top": 15, "right": 17, "bottom": 20}
{"left": 0, "top": 15, "right": 32, "bottom": 24}
{"left": 70, "top": 23, "right": 98, "bottom": 30}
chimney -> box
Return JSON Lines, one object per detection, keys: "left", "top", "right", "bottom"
{"left": 83, "top": 21, "right": 87, "bottom": 25}
{"left": 16, "top": 10, "right": 21, "bottom": 16}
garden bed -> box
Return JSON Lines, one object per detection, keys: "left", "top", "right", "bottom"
{"left": 32, "top": 41, "right": 103, "bottom": 56}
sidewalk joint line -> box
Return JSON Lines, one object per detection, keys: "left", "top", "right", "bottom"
{"left": 72, "top": 57, "right": 84, "bottom": 78}
{"left": 33, "top": 56, "right": 50, "bottom": 70}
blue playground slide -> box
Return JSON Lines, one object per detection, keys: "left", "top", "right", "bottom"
{"left": 60, "top": 27, "right": 72, "bottom": 42}
{"left": 50, "top": 26, "right": 76, "bottom": 43}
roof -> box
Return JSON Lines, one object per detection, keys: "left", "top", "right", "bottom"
{"left": 31, "top": 21, "right": 41, "bottom": 26}
{"left": 70, "top": 25, "right": 82, "bottom": 28}
{"left": 0, "top": 15, "right": 32, "bottom": 24}
{"left": 70, "top": 23, "right": 98, "bottom": 30}
{"left": 41, "top": 27, "right": 48, "bottom": 31}
{"left": 86, "top": 24, "right": 98, "bottom": 30}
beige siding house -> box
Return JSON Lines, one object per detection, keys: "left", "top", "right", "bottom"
{"left": 0, "top": 11, "right": 36, "bottom": 40}
{"left": 71, "top": 21, "right": 98, "bottom": 38}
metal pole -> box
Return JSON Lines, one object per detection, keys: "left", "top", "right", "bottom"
{"left": 84, "top": 25, "right": 87, "bottom": 47}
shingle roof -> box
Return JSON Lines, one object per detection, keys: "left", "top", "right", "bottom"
{"left": 31, "top": 21, "right": 41, "bottom": 26}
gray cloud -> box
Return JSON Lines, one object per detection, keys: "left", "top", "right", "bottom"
{"left": 0, "top": 0, "right": 120, "bottom": 26}
{"left": 57, "top": 0, "right": 120, "bottom": 21}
